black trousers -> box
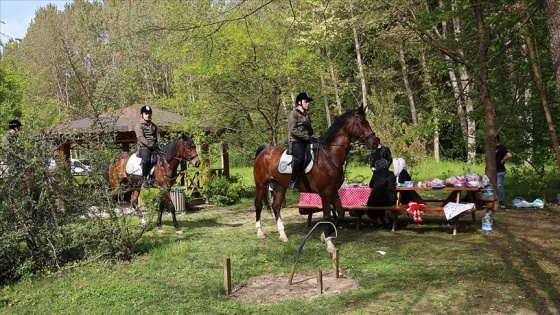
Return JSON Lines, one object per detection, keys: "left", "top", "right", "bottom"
{"left": 139, "top": 147, "right": 153, "bottom": 177}
{"left": 290, "top": 141, "right": 307, "bottom": 182}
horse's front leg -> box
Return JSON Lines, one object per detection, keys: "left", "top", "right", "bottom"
{"left": 131, "top": 190, "right": 146, "bottom": 226}
{"left": 319, "top": 196, "right": 337, "bottom": 253}
{"left": 159, "top": 191, "right": 183, "bottom": 234}
{"left": 331, "top": 192, "right": 345, "bottom": 225}
{"left": 272, "top": 188, "right": 288, "bottom": 242}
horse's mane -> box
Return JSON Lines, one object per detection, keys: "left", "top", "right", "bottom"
{"left": 321, "top": 108, "right": 362, "bottom": 144}
{"left": 163, "top": 134, "right": 193, "bottom": 161}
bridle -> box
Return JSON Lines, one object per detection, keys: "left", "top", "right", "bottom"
{"left": 352, "top": 113, "right": 376, "bottom": 148}
{"left": 174, "top": 138, "right": 199, "bottom": 163}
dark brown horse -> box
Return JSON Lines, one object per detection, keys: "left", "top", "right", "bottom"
{"left": 253, "top": 106, "right": 377, "bottom": 252}
{"left": 108, "top": 133, "right": 200, "bottom": 234}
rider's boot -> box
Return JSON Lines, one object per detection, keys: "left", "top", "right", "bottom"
{"left": 289, "top": 158, "right": 301, "bottom": 192}
{"left": 141, "top": 163, "right": 151, "bottom": 189}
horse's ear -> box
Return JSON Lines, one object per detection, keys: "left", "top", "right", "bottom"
{"left": 358, "top": 104, "right": 365, "bottom": 114}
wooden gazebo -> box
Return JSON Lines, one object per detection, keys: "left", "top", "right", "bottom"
{"left": 51, "top": 105, "right": 231, "bottom": 179}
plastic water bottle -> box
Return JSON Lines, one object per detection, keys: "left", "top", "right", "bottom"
{"left": 482, "top": 213, "right": 493, "bottom": 235}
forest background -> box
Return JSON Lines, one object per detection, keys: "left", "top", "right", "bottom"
{"left": 1, "top": 0, "right": 560, "bottom": 186}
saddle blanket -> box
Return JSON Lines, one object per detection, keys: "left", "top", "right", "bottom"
{"left": 277, "top": 150, "right": 314, "bottom": 174}
{"left": 125, "top": 154, "right": 154, "bottom": 177}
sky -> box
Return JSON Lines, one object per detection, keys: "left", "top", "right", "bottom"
{"left": 0, "top": 0, "right": 72, "bottom": 42}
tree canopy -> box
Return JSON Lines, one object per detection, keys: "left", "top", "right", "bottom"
{"left": 1, "top": 0, "right": 559, "bottom": 188}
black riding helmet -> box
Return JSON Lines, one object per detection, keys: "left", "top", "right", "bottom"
{"left": 8, "top": 119, "right": 22, "bottom": 130}
{"left": 295, "top": 92, "right": 313, "bottom": 106}
{"left": 140, "top": 105, "right": 153, "bottom": 114}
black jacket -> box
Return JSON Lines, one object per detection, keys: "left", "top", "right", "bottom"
{"left": 367, "top": 168, "right": 396, "bottom": 207}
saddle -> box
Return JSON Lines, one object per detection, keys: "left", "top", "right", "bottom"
{"left": 277, "top": 143, "right": 317, "bottom": 174}
{"left": 125, "top": 152, "right": 157, "bottom": 176}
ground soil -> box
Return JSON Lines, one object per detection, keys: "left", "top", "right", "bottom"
{"left": 228, "top": 271, "right": 359, "bottom": 305}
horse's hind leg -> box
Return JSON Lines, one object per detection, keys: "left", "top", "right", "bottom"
{"left": 160, "top": 191, "right": 183, "bottom": 234}
{"left": 254, "top": 180, "right": 267, "bottom": 239}
{"left": 131, "top": 190, "right": 146, "bottom": 226}
{"left": 271, "top": 187, "right": 288, "bottom": 242}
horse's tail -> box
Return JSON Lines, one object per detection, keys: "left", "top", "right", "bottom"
{"left": 263, "top": 186, "right": 272, "bottom": 211}
{"left": 255, "top": 145, "right": 266, "bottom": 159}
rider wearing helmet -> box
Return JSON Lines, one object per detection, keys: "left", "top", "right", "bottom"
{"left": 134, "top": 105, "right": 162, "bottom": 188}
{"left": 287, "top": 92, "right": 317, "bottom": 191}
{"left": 2, "top": 119, "right": 22, "bottom": 144}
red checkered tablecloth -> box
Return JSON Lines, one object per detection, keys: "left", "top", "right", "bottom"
{"left": 298, "top": 186, "right": 371, "bottom": 206}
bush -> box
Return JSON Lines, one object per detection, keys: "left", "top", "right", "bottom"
{"left": 201, "top": 175, "right": 248, "bottom": 206}
{"left": 0, "top": 132, "right": 143, "bottom": 284}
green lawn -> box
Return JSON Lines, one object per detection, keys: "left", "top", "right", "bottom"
{"left": 2, "top": 162, "right": 559, "bottom": 314}
{"left": 2, "top": 199, "right": 559, "bottom": 314}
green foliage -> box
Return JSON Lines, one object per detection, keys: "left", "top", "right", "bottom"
{"left": 0, "top": 132, "right": 142, "bottom": 285}
{"left": 201, "top": 175, "right": 249, "bottom": 206}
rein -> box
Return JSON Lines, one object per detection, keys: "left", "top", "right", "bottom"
{"left": 174, "top": 153, "right": 198, "bottom": 163}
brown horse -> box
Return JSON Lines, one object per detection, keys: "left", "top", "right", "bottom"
{"left": 108, "top": 133, "right": 200, "bottom": 234}
{"left": 253, "top": 106, "right": 377, "bottom": 252}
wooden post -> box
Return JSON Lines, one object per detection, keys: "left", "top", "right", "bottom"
{"left": 332, "top": 249, "right": 339, "bottom": 279}
{"left": 317, "top": 270, "right": 323, "bottom": 295}
{"left": 223, "top": 257, "right": 231, "bottom": 295}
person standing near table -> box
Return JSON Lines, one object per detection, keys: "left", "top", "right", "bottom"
{"left": 366, "top": 159, "right": 396, "bottom": 229}
{"left": 135, "top": 105, "right": 162, "bottom": 189}
{"left": 287, "top": 92, "right": 317, "bottom": 191}
{"left": 369, "top": 137, "right": 392, "bottom": 188}
{"left": 496, "top": 134, "right": 513, "bottom": 208}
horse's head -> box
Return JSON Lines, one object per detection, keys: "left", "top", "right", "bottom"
{"left": 350, "top": 105, "right": 376, "bottom": 149}
{"left": 177, "top": 133, "right": 200, "bottom": 167}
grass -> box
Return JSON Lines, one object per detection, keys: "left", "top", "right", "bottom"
{"left": 2, "top": 197, "right": 560, "bottom": 314}
{"left": 2, "top": 163, "right": 560, "bottom": 314}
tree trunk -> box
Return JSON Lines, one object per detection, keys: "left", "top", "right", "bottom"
{"left": 470, "top": 0, "right": 498, "bottom": 196}
{"left": 452, "top": 0, "right": 476, "bottom": 162}
{"left": 349, "top": 2, "right": 368, "bottom": 111}
{"left": 328, "top": 62, "right": 343, "bottom": 115}
{"left": 420, "top": 51, "right": 440, "bottom": 162}
{"left": 321, "top": 74, "right": 332, "bottom": 126}
{"left": 324, "top": 48, "right": 342, "bottom": 115}
{"left": 399, "top": 41, "right": 417, "bottom": 124}
{"left": 534, "top": 0, "right": 560, "bottom": 168}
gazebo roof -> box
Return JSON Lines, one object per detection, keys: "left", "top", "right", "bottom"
{"left": 55, "top": 105, "right": 186, "bottom": 133}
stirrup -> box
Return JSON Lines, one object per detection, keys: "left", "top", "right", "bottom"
{"left": 141, "top": 179, "right": 151, "bottom": 189}
{"left": 288, "top": 181, "right": 298, "bottom": 192}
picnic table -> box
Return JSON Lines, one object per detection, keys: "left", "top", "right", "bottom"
{"left": 287, "top": 185, "right": 483, "bottom": 235}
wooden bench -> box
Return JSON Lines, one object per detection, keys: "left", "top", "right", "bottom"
{"left": 286, "top": 203, "right": 477, "bottom": 235}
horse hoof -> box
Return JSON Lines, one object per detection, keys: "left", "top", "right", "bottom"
{"left": 176, "top": 230, "right": 183, "bottom": 235}
{"left": 257, "top": 232, "right": 266, "bottom": 239}
{"left": 279, "top": 235, "right": 288, "bottom": 242}
{"left": 320, "top": 232, "right": 326, "bottom": 243}
{"left": 157, "top": 228, "right": 164, "bottom": 233}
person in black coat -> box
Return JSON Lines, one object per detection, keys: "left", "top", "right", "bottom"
{"left": 366, "top": 159, "right": 396, "bottom": 228}
{"left": 368, "top": 137, "right": 392, "bottom": 188}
